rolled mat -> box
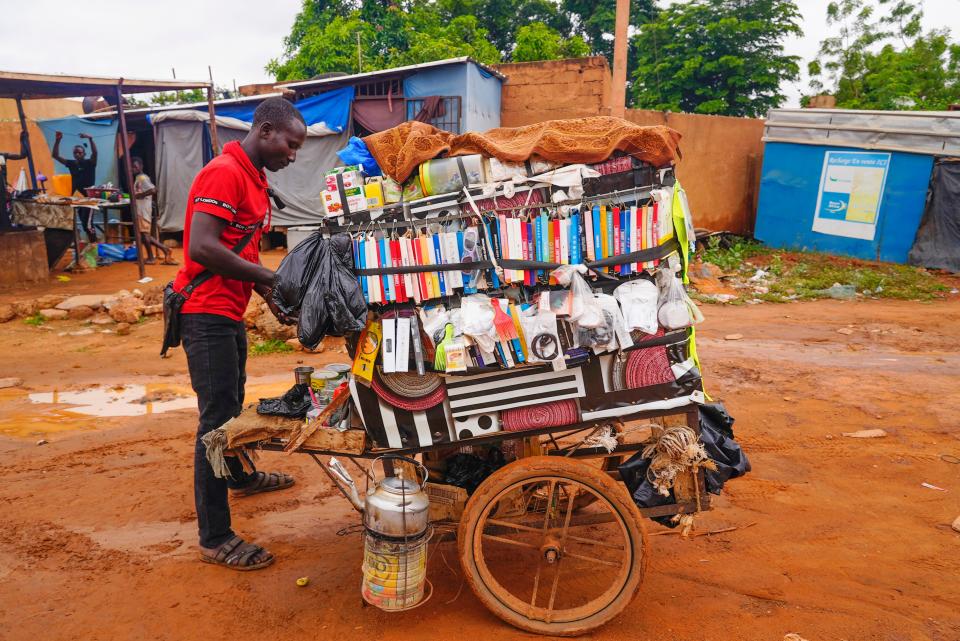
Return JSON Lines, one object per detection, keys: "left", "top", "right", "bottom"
{"left": 371, "top": 372, "right": 447, "bottom": 412}
{"left": 501, "top": 400, "right": 580, "bottom": 432}
{"left": 624, "top": 340, "right": 674, "bottom": 390}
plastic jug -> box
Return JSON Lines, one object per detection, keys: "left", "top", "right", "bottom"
{"left": 51, "top": 174, "right": 72, "bottom": 197}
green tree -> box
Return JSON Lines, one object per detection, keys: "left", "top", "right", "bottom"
{"left": 439, "top": 0, "right": 573, "bottom": 58}
{"left": 392, "top": 15, "right": 502, "bottom": 67}
{"left": 630, "top": 0, "right": 802, "bottom": 117}
{"left": 513, "top": 22, "right": 590, "bottom": 62}
{"left": 808, "top": 0, "right": 960, "bottom": 110}
{"left": 562, "top": 0, "right": 657, "bottom": 65}
{"left": 267, "top": 1, "right": 501, "bottom": 81}
{"left": 149, "top": 88, "right": 233, "bottom": 107}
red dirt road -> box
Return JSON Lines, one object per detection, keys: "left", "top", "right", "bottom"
{"left": 1, "top": 257, "right": 958, "bottom": 641}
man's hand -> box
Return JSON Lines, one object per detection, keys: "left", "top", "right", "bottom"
{"left": 55, "top": 131, "right": 63, "bottom": 141}
{"left": 266, "top": 296, "right": 297, "bottom": 325}
{"left": 79, "top": 133, "right": 91, "bottom": 140}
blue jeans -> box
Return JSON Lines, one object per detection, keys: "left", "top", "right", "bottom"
{"left": 181, "top": 313, "right": 255, "bottom": 548}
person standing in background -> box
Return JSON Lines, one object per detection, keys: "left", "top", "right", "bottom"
{"left": 131, "top": 156, "right": 176, "bottom": 265}
{"left": 52, "top": 131, "right": 98, "bottom": 242}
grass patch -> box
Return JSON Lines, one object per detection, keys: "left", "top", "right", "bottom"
{"left": 698, "top": 239, "right": 949, "bottom": 302}
{"left": 769, "top": 255, "right": 947, "bottom": 301}
{"left": 249, "top": 338, "right": 294, "bottom": 356}
{"left": 23, "top": 313, "right": 45, "bottom": 326}
{"left": 701, "top": 236, "right": 771, "bottom": 272}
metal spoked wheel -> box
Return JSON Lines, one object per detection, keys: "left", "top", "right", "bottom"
{"left": 457, "top": 456, "right": 648, "bottom": 636}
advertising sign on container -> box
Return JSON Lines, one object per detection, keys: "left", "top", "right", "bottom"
{"left": 812, "top": 151, "right": 891, "bottom": 241}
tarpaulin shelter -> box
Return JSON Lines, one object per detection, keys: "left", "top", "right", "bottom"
{"left": 105, "top": 57, "right": 504, "bottom": 233}
{"left": 755, "top": 108, "right": 960, "bottom": 265}
{"left": 135, "top": 87, "right": 355, "bottom": 231}
{"left": 278, "top": 57, "right": 504, "bottom": 136}
{"left": 0, "top": 69, "right": 212, "bottom": 277}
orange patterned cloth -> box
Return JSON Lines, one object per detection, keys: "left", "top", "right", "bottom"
{"left": 364, "top": 117, "right": 682, "bottom": 184}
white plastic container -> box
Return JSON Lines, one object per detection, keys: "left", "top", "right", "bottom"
{"left": 286, "top": 226, "right": 322, "bottom": 251}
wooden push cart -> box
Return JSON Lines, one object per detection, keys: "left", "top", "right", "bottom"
{"left": 235, "top": 401, "right": 708, "bottom": 637}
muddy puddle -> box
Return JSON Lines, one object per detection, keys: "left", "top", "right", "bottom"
{"left": 0, "top": 379, "right": 292, "bottom": 439}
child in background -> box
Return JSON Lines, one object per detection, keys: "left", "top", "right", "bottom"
{"left": 132, "top": 156, "right": 176, "bottom": 265}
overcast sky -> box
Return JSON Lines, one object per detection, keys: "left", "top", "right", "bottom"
{"left": 0, "top": 0, "right": 955, "bottom": 109}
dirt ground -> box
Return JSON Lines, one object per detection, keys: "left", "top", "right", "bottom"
{"left": 1, "top": 252, "right": 958, "bottom": 641}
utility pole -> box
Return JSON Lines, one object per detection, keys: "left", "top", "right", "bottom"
{"left": 356, "top": 32, "right": 363, "bottom": 72}
{"left": 609, "top": 0, "right": 629, "bottom": 119}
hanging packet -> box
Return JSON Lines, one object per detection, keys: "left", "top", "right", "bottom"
{"left": 614, "top": 279, "right": 659, "bottom": 335}
{"left": 656, "top": 257, "right": 704, "bottom": 330}
{"left": 550, "top": 264, "right": 603, "bottom": 328}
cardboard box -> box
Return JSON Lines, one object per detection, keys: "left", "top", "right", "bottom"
{"left": 322, "top": 165, "right": 368, "bottom": 217}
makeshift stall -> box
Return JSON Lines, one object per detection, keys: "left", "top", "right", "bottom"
{"left": 206, "top": 116, "right": 749, "bottom": 636}
{"left": 0, "top": 70, "right": 214, "bottom": 278}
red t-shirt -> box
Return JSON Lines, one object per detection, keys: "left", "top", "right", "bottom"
{"left": 173, "top": 141, "right": 271, "bottom": 320}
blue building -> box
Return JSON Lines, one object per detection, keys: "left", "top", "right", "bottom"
{"left": 754, "top": 109, "right": 960, "bottom": 265}
{"left": 277, "top": 57, "right": 504, "bottom": 135}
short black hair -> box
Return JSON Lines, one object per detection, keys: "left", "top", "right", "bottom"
{"left": 131, "top": 156, "right": 143, "bottom": 166}
{"left": 252, "top": 97, "right": 305, "bottom": 131}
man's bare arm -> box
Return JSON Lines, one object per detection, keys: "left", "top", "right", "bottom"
{"left": 51, "top": 132, "right": 67, "bottom": 165}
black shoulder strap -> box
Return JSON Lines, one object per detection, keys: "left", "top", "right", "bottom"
{"left": 181, "top": 228, "right": 258, "bottom": 296}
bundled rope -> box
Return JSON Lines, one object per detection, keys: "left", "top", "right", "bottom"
{"left": 642, "top": 425, "right": 715, "bottom": 497}
{"left": 201, "top": 423, "right": 233, "bottom": 480}
{"left": 582, "top": 425, "right": 619, "bottom": 453}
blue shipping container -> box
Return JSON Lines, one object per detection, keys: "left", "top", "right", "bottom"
{"left": 754, "top": 142, "right": 933, "bottom": 263}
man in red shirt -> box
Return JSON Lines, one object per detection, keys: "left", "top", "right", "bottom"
{"left": 173, "top": 97, "right": 306, "bottom": 570}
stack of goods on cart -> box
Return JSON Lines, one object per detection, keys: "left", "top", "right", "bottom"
{"left": 270, "top": 116, "right": 748, "bottom": 514}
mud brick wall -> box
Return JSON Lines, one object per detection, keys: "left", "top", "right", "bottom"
{"left": 0, "top": 230, "right": 48, "bottom": 285}
{"left": 494, "top": 57, "right": 764, "bottom": 234}
{"left": 494, "top": 57, "right": 612, "bottom": 127}
{"left": 625, "top": 110, "right": 765, "bottom": 235}
{"left": 0, "top": 98, "right": 83, "bottom": 187}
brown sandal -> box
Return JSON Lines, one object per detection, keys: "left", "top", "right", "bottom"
{"left": 199, "top": 535, "right": 274, "bottom": 571}
{"left": 230, "top": 471, "right": 295, "bottom": 497}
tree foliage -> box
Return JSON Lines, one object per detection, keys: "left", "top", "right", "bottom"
{"left": 808, "top": 0, "right": 960, "bottom": 110}
{"left": 267, "top": 0, "right": 657, "bottom": 82}
{"left": 630, "top": 0, "right": 802, "bottom": 117}
{"left": 513, "top": 22, "right": 590, "bottom": 63}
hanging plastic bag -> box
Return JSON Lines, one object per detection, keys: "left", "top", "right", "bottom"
{"left": 272, "top": 231, "right": 324, "bottom": 317}
{"left": 614, "top": 279, "right": 659, "bottom": 335}
{"left": 575, "top": 305, "right": 618, "bottom": 351}
{"left": 521, "top": 308, "right": 564, "bottom": 369}
{"left": 595, "top": 294, "right": 633, "bottom": 351}
{"left": 656, "top": 258, "right": 704, "bottom": 330}
{"left": 551, "top": 264, "right": 603, "bottom": 328}
{"left": 419, "top": 305, "right": 451, "bottom": 348}
{"left": 460, "top": 295, "right": 498, "bottom": 354}
{"left": 296, "top": 234, "right": 368, "bottom": 349}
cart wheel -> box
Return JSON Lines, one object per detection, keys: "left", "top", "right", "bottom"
{"left": 458, "top": 456, "right": 648, "bottom": 636}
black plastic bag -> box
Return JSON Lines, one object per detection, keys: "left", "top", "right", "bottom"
{"left": 698, "top": 402, "right": 751, "bottom": 493}
{"left": 272, "top": 233, "right": 367, "bottom": 349}
{"left": 444, "top": 448, "right": 506, "bottom": 494}
{"left": 257, "top": 383, "right": 312, "bottom": 419}
{"left": 273, "top": 231, "right": 325, "bottom": 317}
{"left": 618, "top": 402, "right": 750, "bottom": 524}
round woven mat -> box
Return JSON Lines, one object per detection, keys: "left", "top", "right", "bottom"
{"left": 501, "top": 400, "right": 579, "bottom": 432}
{"left": 371, "top": 372, "right": 446, "bottom": 412}
{"left": 377, "top": 369, "right": 443, "bottom": 397}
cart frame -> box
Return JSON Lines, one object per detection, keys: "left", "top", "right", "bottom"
{"left": 251, "top": 402, "right": 708, "bottom": 636}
